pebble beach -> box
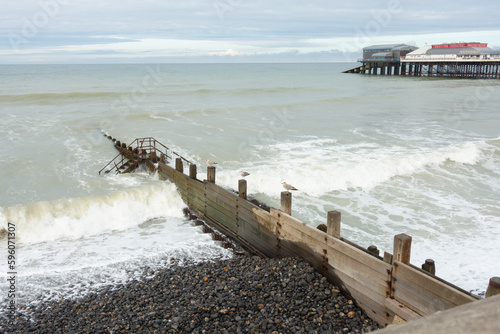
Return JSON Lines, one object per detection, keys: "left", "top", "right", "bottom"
{"left": 2, "top": 256, "right": 380, "bottom": 334}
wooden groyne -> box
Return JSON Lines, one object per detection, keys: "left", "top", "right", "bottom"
{"left": 100, "top": 135, "right": 500, "bottom": 329}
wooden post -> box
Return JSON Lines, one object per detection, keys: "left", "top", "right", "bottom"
{"left": 150, "top": 151, "right": 157, "bottom": 162}
{"left": 326, "top": 210, "right": 341, "bottom": 238}
{"left": 189, "top": 164, "right": 197, "bottom": 179}
{"left": 367, "top": 245, "right": 380, "bottom": 256}
{"left": 485, "top": 277, "right": 500, "bottom": 297}
{"left": 175, "top": 158, "right": 183, "bottom": 173}
{"left": 207, "top": 166, "right": 216, "bottom": 183}
{"left": 393, "top": 233, "right": 412, "bottom": 264}
{"left": 422, "top": 259, "right": 436, "bottom": 275}
{"left": 281, "top": 191, "right": 292, "bottom": 215}
{"left": 238, "top": 179, "right": 247, "bottom": 199}
{"left": 383, "top": 252, "right": 393, "bottom": 264}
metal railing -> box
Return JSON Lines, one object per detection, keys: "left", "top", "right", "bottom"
{"left": 99, "top": 137, "right": 193, "bottom": 175}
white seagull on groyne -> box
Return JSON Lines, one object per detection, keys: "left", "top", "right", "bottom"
{"left": 206, "top": 159, "right": 217, "bottom": 166}
{"left": 282, "top": 182, "right": 298, "bottom": 191}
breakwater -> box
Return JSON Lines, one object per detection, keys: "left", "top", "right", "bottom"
{"left": 97, "top": 135, "right": 496, "bottom": 329}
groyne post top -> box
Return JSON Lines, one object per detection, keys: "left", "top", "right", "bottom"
{"left": 207, "top": 166, "right": 216, "bottom": 183}
{"left": 422, "top": 259, "right": 436, "bottom": 275}
{"left": 281, "top": 191, "right": 292, "bottom": 215}
{"left": 175, "top": 158, "right": 183, "bottom": 173}
{"left": 486, "top": 277, "right": 500, "bottom": 297}
{"left": 239, "top": 179, "right": 247, "bottom": 199}
{"left": 326, "top": 210, "right": 341, "bottom": 238}
{"left": 189, "top": 164, "right": 197, "bottom": 179}
{"left": 393, "top": 233, "right": 412, "bottom": 264}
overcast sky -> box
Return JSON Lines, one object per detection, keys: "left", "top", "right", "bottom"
{"left": 2, "top": 0, "right": 500, "bottom": 63}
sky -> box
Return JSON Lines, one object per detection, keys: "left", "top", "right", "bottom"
{"left": 1, "top": 0, "right": 500, "bottom": 64}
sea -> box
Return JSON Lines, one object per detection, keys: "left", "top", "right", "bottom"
{"left": 0, "top": 63, "right": 499, "bottom": 314}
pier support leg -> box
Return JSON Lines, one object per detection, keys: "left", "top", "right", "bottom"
{"left": 175, "top": 158, "right": 183, "bottom": 173}
{"left": 327, "top": 210, "right": 341, "bottom": 238}
{"left": 393, "top": 233, "right": 412, "bottom": 264}
{"left": 189, "top": 164, "right": 197, "bottom": 179}
{"left": 238, "top": 179, "right": 247, "bottom": 199}
{"left": 281, "top": 191, "right": 292, "bottom": 215}
{"left": 207, "top": 166, "right": 216, "bottom": 183}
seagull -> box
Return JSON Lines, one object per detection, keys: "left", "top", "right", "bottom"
{"left": 206, "top": 159, "right": 217, "bottom": 166}
{"left": 240, "top": 171, "right": 250, "bottom": 177}
{"left": 282, "top": 182, "right": 298, "bottom": 191}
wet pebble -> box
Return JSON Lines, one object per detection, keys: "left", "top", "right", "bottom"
{"left": 1, "top": 256, "right": 379, "bottom": 333}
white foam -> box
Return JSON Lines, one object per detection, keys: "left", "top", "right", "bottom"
{"left": 216, "top": 138, "right": 488, "bottom": 197}
{"left": 0, "top": 182, "right": 185, "bottom": 244}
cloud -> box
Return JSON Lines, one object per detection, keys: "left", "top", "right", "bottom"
{"left": 207, "top": 49, "right": 244, "bottom": 56}
{"left": 1, "top": 0, "right": 500, "bottom": 63}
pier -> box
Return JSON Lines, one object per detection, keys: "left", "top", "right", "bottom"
{"left": 344, "top": 42, "right": 500, "bottom": 79}
{"left": 100, "top": 134, "right": 499, "bottom": 330}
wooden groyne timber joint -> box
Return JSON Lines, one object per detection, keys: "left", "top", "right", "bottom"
{"left": 100, "top": 134, "right": 500, "bottom": 331}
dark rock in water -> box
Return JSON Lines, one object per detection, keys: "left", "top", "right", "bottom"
{"left": 1, "top": 257, "right": 380, "bottom": 333}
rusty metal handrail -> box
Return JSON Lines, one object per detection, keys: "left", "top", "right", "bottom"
{"left": 99, "top": 136, "right": 194, "bottom": 175}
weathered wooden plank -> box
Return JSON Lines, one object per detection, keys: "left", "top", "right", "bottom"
{"left": 393, "top": 261, "right": 476, "bottom": 308}
{"left": 204, "top": 181, "right": 238, "bottom": 201}
{"left": 236, "top": 216, "right": 278, "bottom": 257}
{"left": 205, "top": 195, "right": 237, "bottom": 220}
{"left": 205, "top": 205, "right": 238, "bottom": 233}
{"left": 205, "top": 192, "right": 239, "bottom": 216}
{"left": 185, "top": 176, "right": 205, "bottom": 192}
{"left": 186, "top": 187, "right": 205, "bottom": 203}
{"left": 238, "top": 215, "right": 275, "bottom": 244}
{"left": 272, "top": 210, "right": 391, "bottom": 273}
{"left": 272, "top": 210, "right": 391, "bottom": 282}
{"left": 384, "top": 298, "right": 422, "bottom": 321}
{"left": 284, "top": 226, "right": 390, "bottom": 284}
{"left": 184, "top": 192, "right": 203, "bottom": 211}
{"left": 310, "top": 251, "right": 392, "bottom": 327}
{"left": 237, "top": 213, "right": 274, "bottom": 240}
{"left": 393, "top": 285, "right": 437, "bottom": 316}
{"left": 356, "top": 296, "right": 390, "bottom": 328}
{"left": 393, "top": 280, "right": 461, "bottom": 316}
{"left": 337, "top": 279, "right": 392, "bottom": 327}
{"left": 238, "top": 207, "right": 276, "bottom": 235}
{"left": 174, "top": 176, "right": 188, "bottom": 192}
{"left": 159, "top": 163, "right": 175, "bottom": 177}
{"left": 236, "top": 196, "right": 266, "bottom": 213}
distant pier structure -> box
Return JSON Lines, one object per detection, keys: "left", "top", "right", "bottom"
{"left": 344, "top": 42, "right": 500, "bottom": 78}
